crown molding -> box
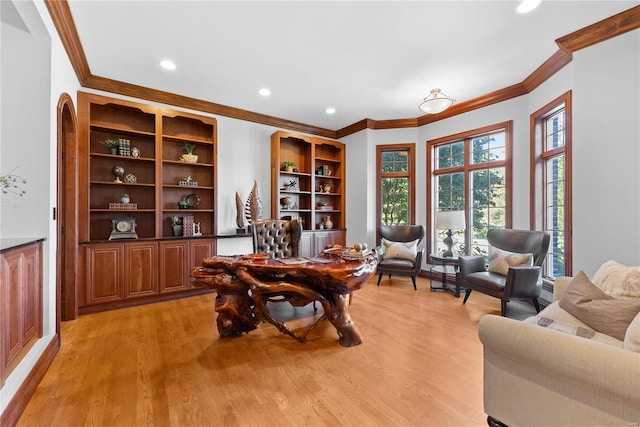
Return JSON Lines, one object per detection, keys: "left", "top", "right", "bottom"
{"left": 46, "top": 2, "right": 640, "bottom": 140}
{"left": 83, "top": 75, "right": 337, "bottom": 139}
{"left": 556, "top": 5, "right": 640, "bottom": 52}
{"left": 45, "top": 0, "right": 91, "bottom": 83}
{"left": 523, "top": 49, "right": 572, "bottom": 92}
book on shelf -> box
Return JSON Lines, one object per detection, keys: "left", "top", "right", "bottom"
{"left": 182, "top": 215, "right": 194, "bottom": 236}
{"left": 118, "top": 138, "right": 131, "bottom": 156}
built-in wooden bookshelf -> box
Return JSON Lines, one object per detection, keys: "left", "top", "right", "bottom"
{"left": 76, "top": 92, "right": 217, "bottom": 313}
{"left": 270, "top": 131, "right": 346, "bottom": 256}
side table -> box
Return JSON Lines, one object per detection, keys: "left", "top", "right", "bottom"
{"left": 429, "top": 254, "right": 463, "bottom": 297}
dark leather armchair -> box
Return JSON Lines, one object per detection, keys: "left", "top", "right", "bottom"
{"left": 252, "top": 219, "right": 301, "bottom": 258}
{"left": 460, "top": 228, "right": 550, "bottom": 316}
{"left": 376, "top": 225, "right": 425, "bottom": 290}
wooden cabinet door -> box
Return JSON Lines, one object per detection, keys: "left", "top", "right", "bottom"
{"left": 190, "top": 238, "right": 215, "bottom": 268}
{"left": 311, "top": 230, "right": 345, "bottom": 257}
{"left": 300, "top": 232, "right": 313, "bottom": 258}
{"left": 19, "top": 244, "right": 42, "bottom": 345}
{"left": 1, "top": 243, "right": 43, "bottom": 386}
{"left": 85, "top": 243, "right": 124, "bottom": 305}
{"left": 326, "top": 230, "right": 345, "bottom": 248}
{"left": 159, "top": 240, "right": 189, "bottom": 293}
{"left": 124, "top": 241, "right": 158, "bottom": 298}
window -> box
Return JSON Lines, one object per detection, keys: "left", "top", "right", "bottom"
{"left": 428, "top": 122, "right": 512, "bottom": 257}
{"left": 531, "top": 92, "right": 572, "bottom": 279}
{"left": 376, "top": 144, "right": 415, "bottom": 233}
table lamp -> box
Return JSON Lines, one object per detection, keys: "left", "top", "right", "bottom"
{"left": 435, "top": 210, "right": 466, "bottom": 257}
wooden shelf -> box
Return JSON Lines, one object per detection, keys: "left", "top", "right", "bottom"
{"left": 77, "top": 92, "right": 218, "bottom": 313}
{"left": 271, "top": 130, "right": 346, "bottom": 253}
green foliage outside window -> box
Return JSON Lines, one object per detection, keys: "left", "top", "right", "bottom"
{"left": 381, "top": 150, "right": 409, "bottom": 225}
{"left": 434, "top": 134, "right": 507, "bottom": 257}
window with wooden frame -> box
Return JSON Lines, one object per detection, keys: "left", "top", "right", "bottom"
{"left": 376, "top": 144, "right": 416, "bottom": 234}
{"left": 531, "top": 91, "right": 572, "bottom": 279}
{"left": 428, "top": 122, "right": 512, "bottom": 258}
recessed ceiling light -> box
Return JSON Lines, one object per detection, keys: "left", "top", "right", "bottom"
{"left": 325, "top": 107, "right": 336, "bottom": 115}
{"left": 159, "top": 59, "right": 176, "bottom": 70}
{"left": 259, "top": 88, "right": 271, "bottom": 96}
{"left": 516, "top": 0, "right": 541, "bottom": 14}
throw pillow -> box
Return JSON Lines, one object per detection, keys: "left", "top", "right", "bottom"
{"left": 624, "top": 312, "right": 640, "bottom": 352}
{"left": 487, "top": 246, "right": 534, "bottom": 276}
{"left": 592, "top": 260, "right": 640, "bottom": 299}
{"left": 382, "top": 238, "right": 418, "bottom": 262}
{"left": 559, "top": 271, "right": 640, "bottom": 341}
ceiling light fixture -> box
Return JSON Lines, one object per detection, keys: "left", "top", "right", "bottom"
{"left": 258, "top": 88, "right": 271, "bottom": 96}
{"left": 159, "top": 59, "right": 176, "bottom": 70}
{"left": 325, "top": 107, "right": 336, "bottom": 115}
{"left": 418, "top": 88, "right": 455, "bottom": 114}
{"left": 516, "top": 0, "right": 541, "bottom": 14}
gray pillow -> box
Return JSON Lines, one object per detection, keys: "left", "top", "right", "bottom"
{"left": 559, "top": 271, "right": 640, "bottom": 341}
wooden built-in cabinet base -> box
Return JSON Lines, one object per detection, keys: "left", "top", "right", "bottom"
{"left": 79, "top": 238, "right": 215, "bottom": 314}
{"left": 300, "top": 229, "right": 345, "bottom": 258}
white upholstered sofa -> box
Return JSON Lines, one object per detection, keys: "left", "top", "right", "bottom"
{"left": 478, "top": 261, "right": 640, "bottom": 427}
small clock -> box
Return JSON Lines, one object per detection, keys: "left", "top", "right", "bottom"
{"left": 109, "top": 216, "right": 138, "bottom": 240}
{"left": 131, "top": 147, "right": 141, "bottom": 158}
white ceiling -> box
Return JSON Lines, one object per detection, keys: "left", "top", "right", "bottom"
{"left": 67, "top": 0, "right": 638, "bottom": 130}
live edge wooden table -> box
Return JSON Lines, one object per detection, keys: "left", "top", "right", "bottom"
{"left": 190, "top": 247, "right": 377, "bottom": 347}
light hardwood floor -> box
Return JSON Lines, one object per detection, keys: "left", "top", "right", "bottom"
{"left": 18, "top": 276, "right": 537, "bottom": 427}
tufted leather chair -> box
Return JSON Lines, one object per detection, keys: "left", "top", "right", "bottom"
{"left": 252, "top": 219, "right": 301, "bottom": 258}
{"left": 251, "top": 218, "right": 317, "bottom": 310}
{"left": 376, "top": 224, "right": 425, "bottom": 290}
{"left": 460, "top": 228, "right": 550, "bottom": 316}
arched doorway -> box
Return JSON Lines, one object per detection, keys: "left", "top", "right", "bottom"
{"left": 56, "top": 93, "right": 78, "bottom": 327}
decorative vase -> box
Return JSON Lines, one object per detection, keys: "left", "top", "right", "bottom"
{"left": 120, "top": 195, "right": 130, "bottom": 203}
{"left": 181, "top": 154, "right": 198, "bottom": 163}
{"left": 280, "top": 196, "right": 292, "bottom": 210}
{"left": 110, "top": 147, "right": 118, "bottom": 155}
{"left": 172, "top": 225, "right": 183, "bottom": 237}
{"left": 324, "top": 216, "right": 333, "bottom": 229}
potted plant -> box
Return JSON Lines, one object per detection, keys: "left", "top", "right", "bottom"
{"left": 101, "top": 138, "right": 120, "bottom": 155}
{"left": 120, "top": 193, "right": 130, "bottom": 203}
{"left": 181, "top": 143, "right": 198, "bottom": 163}
{"left": 281, "top": 161, "right": 296, "bottom": 173}
{"left": 170, "top": 216, "right": 183, "bottom": 236}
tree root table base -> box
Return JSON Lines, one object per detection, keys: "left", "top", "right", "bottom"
{"left": 190, "top": 248, "right": 377, "bottom": 347}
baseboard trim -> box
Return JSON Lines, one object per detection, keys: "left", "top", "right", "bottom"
{"left": 0, "top": 336, "right": 60, "bottom": 427}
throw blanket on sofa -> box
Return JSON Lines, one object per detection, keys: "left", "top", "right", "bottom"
{"left": 536, "top": 316, "right": 596, "bottom": 339}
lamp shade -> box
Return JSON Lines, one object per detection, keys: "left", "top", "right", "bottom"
{"left": 435, "top": 210, "right": 466, "bottom": 230}
{"left": 418, "top": 88, "right": 455, "bottom": 114}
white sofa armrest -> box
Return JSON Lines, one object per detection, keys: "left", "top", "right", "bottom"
{"left": 478, "top": 314, "right": 640, "bottom": 425}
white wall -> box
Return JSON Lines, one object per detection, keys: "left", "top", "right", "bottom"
{"left": 0, "top": 0, "right": 80, "bottom": 414}
{"left": 571, "top": 30, "right": 640, "bottom": 275}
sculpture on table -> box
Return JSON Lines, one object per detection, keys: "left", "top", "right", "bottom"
{"left": 235, "top": 191, "right": 245, "bottom": 231}
{"left": 244, "top": 180, "right": 263, "bottom": 230}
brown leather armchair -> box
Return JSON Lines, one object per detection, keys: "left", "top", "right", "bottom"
{"left": 252, "top": 219, "right": 301, "bottom": 258}
{"left": 460, "top": 228, "right": 550, "bottom": 316}
{"left": 376, "top": 224, "right": 425, "bottom": 290}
